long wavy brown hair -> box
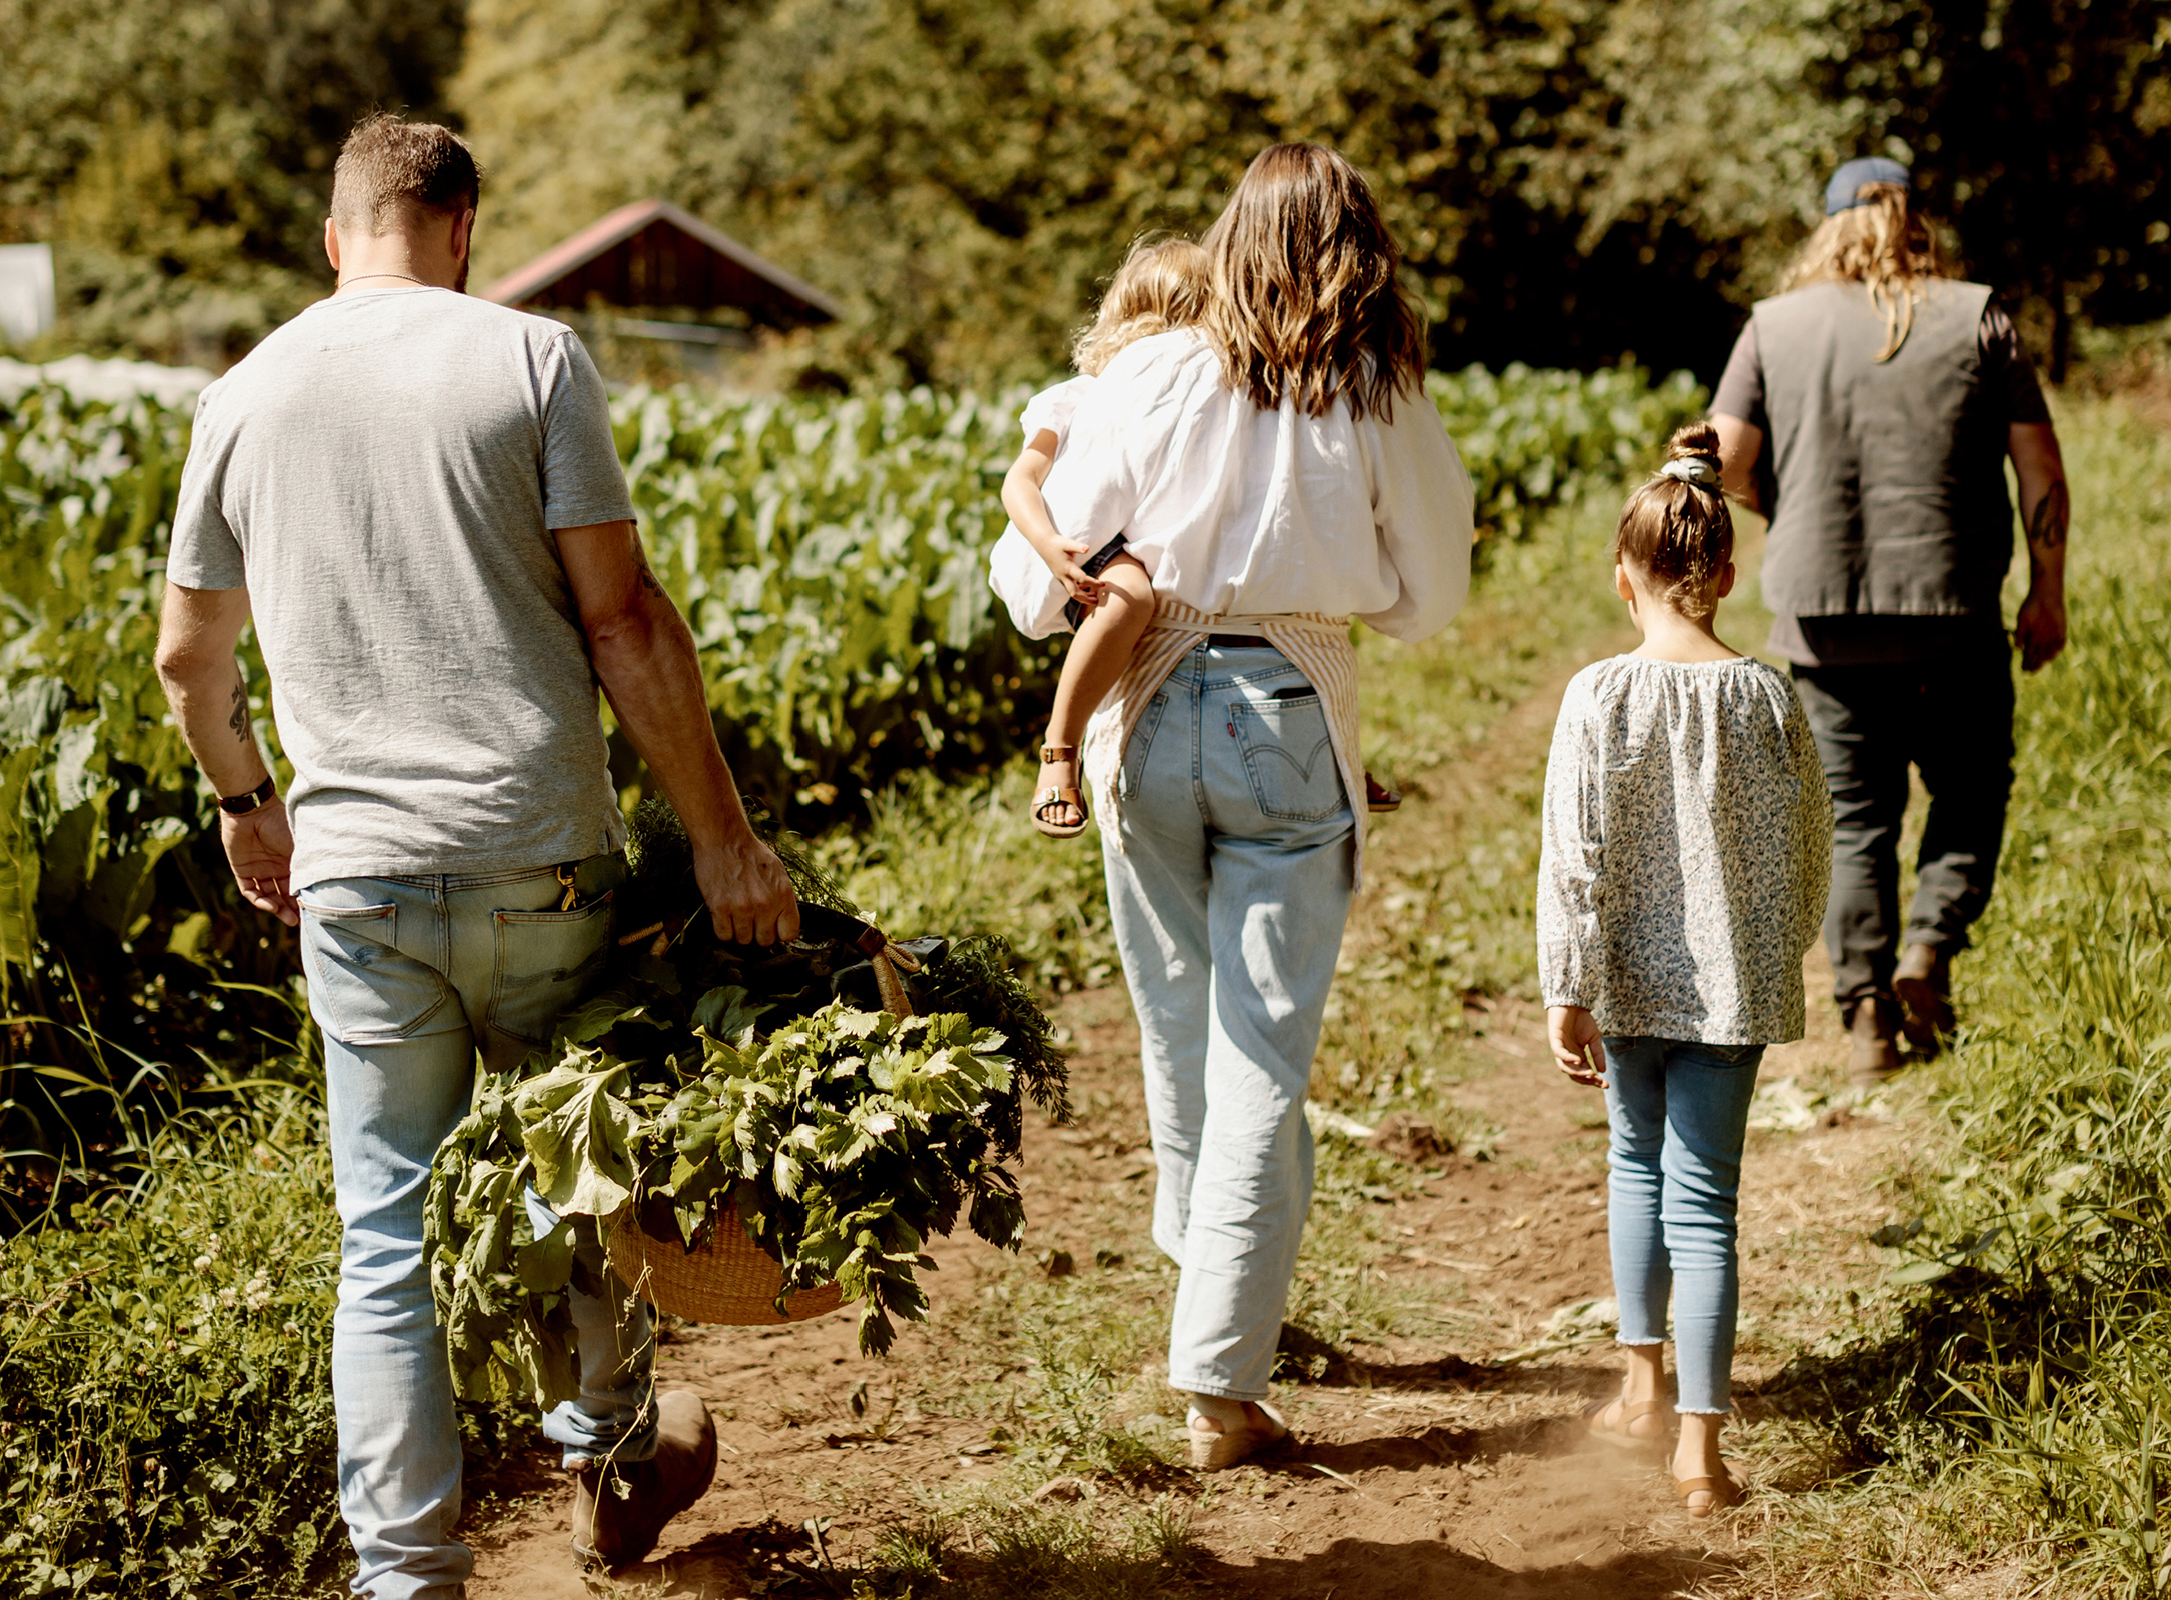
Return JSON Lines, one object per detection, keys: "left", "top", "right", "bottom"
{"left": 1778, "top": 183, "right": 1955, "bottom": 361}
{"left": 1200, "top": 144, "right": 1426, "bottom": 421}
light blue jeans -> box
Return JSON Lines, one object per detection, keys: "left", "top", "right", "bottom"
{"left": 300, "top": 861, "right": 657, "bottom": 1600}
{"left": 1102, "top": 643, "right": 1356, "bottom": 1401}
{"left": 1601, "top": 1036, "right": 1766, "bottom": 1415}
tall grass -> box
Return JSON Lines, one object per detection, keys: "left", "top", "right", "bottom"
{"left": 0, "top": 1088, "right": 344, "bottom": 1597}
{"left": 1754, "top": 399, "right": 2171, "bottom": 1597}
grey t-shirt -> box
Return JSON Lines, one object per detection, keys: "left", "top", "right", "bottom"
{"left": 168, "top": 287, "right": 635, "bottom": 889}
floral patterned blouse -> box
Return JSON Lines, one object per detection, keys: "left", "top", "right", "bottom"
{"left": 1537, "top": 654, "right": 1833, "bottom": 1045}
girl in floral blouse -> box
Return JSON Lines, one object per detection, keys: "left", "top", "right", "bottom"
{"left": 1536, "top": 421, "right": 1831, "bottom": 1517}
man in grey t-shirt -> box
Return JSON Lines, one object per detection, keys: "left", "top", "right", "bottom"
{"left": 155, "top": 115, "right": 796, "bottom": 1596}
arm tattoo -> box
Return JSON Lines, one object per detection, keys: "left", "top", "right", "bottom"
{"left": 633, "top": 551, "right": 665, "bottom": 598}
{"left": 227, "top": 680, "right": 253, "bottom": 746}
{"left": 2027, "top": 480, "right": 2069, "bottom": 553}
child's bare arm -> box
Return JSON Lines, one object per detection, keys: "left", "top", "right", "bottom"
{"left": 1001, "top": 430, "right": 1107, "bottom": 608}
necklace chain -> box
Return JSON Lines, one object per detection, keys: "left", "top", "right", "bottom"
{"left": 340, "top": 272, "right": 427, "bottom": 288}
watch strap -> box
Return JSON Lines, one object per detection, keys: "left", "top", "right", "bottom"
{"left": 218, "top": 776, "right": 277, "bottom": 817}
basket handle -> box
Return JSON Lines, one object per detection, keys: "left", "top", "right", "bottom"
{"left": 872, "top": 946, "right": 915, "bottom": 1020}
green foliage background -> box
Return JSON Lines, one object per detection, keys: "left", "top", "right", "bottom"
{"left": 0, "top": 362, "right": 1700, "bottom": 1220}
{"left": 0, "top": 363, "right": 1699, "bottom": 1597}
{"left": 2, "top": 1, "right": 2165, "bottom": 381}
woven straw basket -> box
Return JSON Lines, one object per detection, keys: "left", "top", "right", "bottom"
{"left": 605, "top": 1212, "right": 848, "bottom": 1325}
{"left": 603, "top": 941, "right": 916, "bottom": 1327}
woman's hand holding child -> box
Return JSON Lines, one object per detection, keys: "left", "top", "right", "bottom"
{"left": 1547, "top": 1005, "right": 1606, "bottom": 1085}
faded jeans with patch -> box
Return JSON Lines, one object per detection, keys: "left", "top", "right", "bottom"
{"left": 1601, "top": 1036, "right": 1766, "bottom": 1415}
{"left": 1102, "top": 643, "right": 1356, "bottom": 1401}
{"left": 300, "top": 860, "right": 656, "bottom": 1600}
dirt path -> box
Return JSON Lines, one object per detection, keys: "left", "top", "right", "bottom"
{"left": 465, "top": 657, "right": 1911, "bottom": 1600}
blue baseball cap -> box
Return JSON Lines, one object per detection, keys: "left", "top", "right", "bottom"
{"left": 1825, "top": 157, "right": 1911, "bottom": 215}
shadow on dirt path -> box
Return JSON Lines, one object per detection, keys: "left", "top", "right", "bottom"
{"left": 462, "top": 638, "right": 1910, "bottom": 1600}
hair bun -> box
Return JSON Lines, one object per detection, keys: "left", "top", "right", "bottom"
{"left": 1665, "top": 420, "right": 1722, "bottom": 463}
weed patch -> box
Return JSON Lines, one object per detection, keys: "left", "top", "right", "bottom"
{"left": 0, "top": 1092, "right": 343, "bottom": 1597}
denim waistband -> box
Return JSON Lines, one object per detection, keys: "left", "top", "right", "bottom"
{"left": 311, "top": 852, "right": 623, "bottom": 896}
{"left": 1164, "top": 642, "right": 1298, "bottom": 690}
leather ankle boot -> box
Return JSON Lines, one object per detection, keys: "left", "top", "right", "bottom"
{"left": 1847, "top": 995, "right": 1904, "bottom": 1086}
{"left": 1894, "top": 942, "right": 1955, "bottom": 1054}
{"left": 569, "top": 1389, "right": 718, "bottom": 1568}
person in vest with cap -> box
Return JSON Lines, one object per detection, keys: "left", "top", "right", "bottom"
{"left": 1711, "top": 157, "right": 2070, "bottom": 1084}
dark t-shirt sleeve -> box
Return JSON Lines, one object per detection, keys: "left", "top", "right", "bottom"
{"left": 1980, "top": 304, "right": 2051, "bottom": 426}
{"left": 1712, "top": 322, "right": 1766, "bottom": 435}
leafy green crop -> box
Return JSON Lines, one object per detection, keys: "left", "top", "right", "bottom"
{"left": 446, "top": 1002, "right": 1025, "bottom": 1405}
{"left": 427, "top": 798, "right": 1069, "bottom": 1403}
{"left": 0, "top": 360, "right": 1700, "bottom": 1209}
{"left": 1427, "top": 361, "right": 1709, "bottom": 544}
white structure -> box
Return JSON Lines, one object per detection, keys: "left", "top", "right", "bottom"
{"left": 0, "top": 244, "right": 57, "bottom": 349}
{"left": 0, "top": 354, "right": 214, "bottom": 409}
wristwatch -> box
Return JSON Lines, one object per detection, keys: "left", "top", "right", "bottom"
{"left": 218, "top": 776, "right": 277, "bottom": 817}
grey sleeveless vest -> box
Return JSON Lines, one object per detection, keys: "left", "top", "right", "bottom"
{"left": 1754, "top": 279, "right": 2012, "bottom": 619}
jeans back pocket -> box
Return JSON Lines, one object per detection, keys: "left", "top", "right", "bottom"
{"left": 1120, "top": 691, "right": 1169, "bottom": 801}
{"left": 1229, "top": 694, "right": 1344, "bottom": 822}
{"left": 486, "top": 894, "right": 614, "bottom": 1053}
{"left": 298, "top": 895, "right": 449, "bottom": 1045}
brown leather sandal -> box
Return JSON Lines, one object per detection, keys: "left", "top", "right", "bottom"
{"left": 1675, "top": 1460, "right": 1749, "bottom": 1518}
{"left": 1364, "top": 771, "right": 1402, "bottom": 813}
{"left": 1032, "top": 744, "right": 1090, "bottom": 839}
{"left": 1582, "top": 1395, "right": 1667, "bottom": 1450}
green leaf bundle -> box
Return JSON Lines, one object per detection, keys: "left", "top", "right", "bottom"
{"left": 424, "top": 796, "right": 1068, "bottom": 1404}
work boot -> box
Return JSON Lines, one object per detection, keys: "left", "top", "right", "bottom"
{"left": 569, "top": 1389, "right": 718, "bottom": 1568}
{"left": 1894, "top": 942, "right": 1955, "bottom": 1055}
{"left": 1847, "top": 995, "right": 1904, "bottom": 1087}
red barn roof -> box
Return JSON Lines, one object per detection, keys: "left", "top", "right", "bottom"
{"left": 480, "top": 199, "right": 841, "bottom": 327}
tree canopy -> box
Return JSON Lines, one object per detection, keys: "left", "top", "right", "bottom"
{"left": 2, "top": 0, "right": 2164, "bottom": 382}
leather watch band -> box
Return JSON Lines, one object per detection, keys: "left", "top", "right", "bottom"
{"left": 218, "top": 776, "right": 277, "bottom": 817}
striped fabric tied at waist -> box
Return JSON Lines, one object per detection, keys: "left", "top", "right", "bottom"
{"left": 1082, "top": 599, "right": 1371, "bottom": 886}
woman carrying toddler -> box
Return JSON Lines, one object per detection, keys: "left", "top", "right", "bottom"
{"left": 994, "top": 239, "right": 1403, "bottom": 838}
{"left": 1536, "top": 424, "right": 1832, "bottom": 1516}
{"left": 992, "top": 143, "right": 1474, "bottom": 1471}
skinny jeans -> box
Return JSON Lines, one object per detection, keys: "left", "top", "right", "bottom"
{"left": 1602, "top": 1036, "right": 1765, "bottom": 1414}
{"left": 300, "top": 861, "right": 656, "bottom": 1600}
{"left": 1102, "top": 643, "right": 1356, "bottom": 1401}
{"left": 1791, "top": 642, "right": 2015, "bottom": 1008}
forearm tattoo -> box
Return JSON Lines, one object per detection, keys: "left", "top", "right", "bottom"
{"left": 2027, "top": 480, "right": 2069, "bottom": 553}
{"left": 227, "top": 679, "right": 253, "bottom": 746}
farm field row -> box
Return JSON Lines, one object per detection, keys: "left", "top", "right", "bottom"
{"left": 5, "top": 385, "right": 2168, "bottom": 1596}
{"left": 463, "top": 395, "right": 2171, "bottom": 1599}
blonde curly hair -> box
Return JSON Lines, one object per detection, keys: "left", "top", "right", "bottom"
{"left": 1071, "top": 238, "right": 1212, "bottom": 377}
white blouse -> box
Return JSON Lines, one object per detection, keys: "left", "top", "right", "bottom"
{"left": 987, "top": 330, "right": 1474, "bottom": 640}
{"left": 1537, "top": 655, "right": 1833, "bottom": 1044}
{"left": 1018, "top": 374, "right": 1094, "bottom": 445}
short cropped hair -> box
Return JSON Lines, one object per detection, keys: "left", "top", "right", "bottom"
{"left": 330, "top": 113, "right": 483, "bottom": 236}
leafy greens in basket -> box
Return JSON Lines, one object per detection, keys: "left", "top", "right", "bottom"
{"left": 425, "top": 799, "right": 1069, "bottom": 1405}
